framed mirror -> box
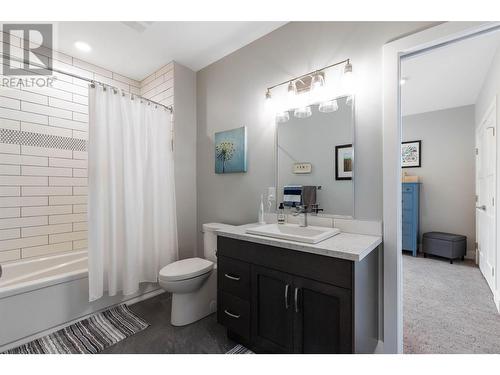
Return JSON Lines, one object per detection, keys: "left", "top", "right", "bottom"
{"left": 275, "top": 95, "right": 354, "bottom": 217}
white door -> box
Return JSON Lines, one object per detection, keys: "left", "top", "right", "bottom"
{"left": 476, "top": 101, "right": 496, "bottom": 293}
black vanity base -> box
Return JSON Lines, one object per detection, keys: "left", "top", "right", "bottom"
{"left": 216, "top": 236, "right": 379, "bottom": 354}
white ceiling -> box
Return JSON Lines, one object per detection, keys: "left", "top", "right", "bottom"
{"left": 53, "top": 21, "right": 287, "bottom": 81}
{"left": 401, "top": 30, "right": 500, "bottom": 116}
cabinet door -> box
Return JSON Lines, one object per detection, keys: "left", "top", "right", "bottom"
{"left": 292, "top": 276, "right": 352, "bottom": 353}
{"left": 251, "top": 265, "right": 294, "bottom": 353}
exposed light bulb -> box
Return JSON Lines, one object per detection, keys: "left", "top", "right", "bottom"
{"left": 312, "top": 72, "right": 324, "bottom": 90}
{"left": 264, "top": 89, "right": 274, "bottom": 114}
{"left": 342, "top": 61, "right": 353, "bottom": 94}
{"left": 319, "top": 99, "right": 338, "bottom": 113}
{"left": 287, "top": 81, "right": 296, "bottom": 98}
{"left": 286, "top": 80, "right": 298, "bottom": 109}
{"left": 310, "top": 72, "right": 326, "bottom": 103}
{"left": 276, "top": 111, "right": 290, "bottom": 123}
{"left": 294, "top": 106, "right": 312, "bottom": 119}
{"left": 344, "top": 61, "right": 352, "bottom": 75}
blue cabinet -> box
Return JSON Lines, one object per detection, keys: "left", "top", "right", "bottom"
{"left": 402, "top": 183, "right": 420, "bottom": 256}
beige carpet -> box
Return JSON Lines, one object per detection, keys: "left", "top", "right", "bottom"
{"left": 404, "top": 254, "right": 500, "bottom": 353}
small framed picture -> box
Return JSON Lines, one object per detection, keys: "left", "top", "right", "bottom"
{"left": 401, "top": 140, "right": 421, "bottom": 168}
{"left": 335, "top": 144, "right": 353, "bottom": 181}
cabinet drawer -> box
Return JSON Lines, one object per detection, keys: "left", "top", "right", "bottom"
{"left": 218, "top": 236, "right": 352, "bottom": 290}
{"left": 218, "top": 256, "right": 250, "bottom": 300}
{"left": 218, "top": 292, "right": 250, "bottom": 339}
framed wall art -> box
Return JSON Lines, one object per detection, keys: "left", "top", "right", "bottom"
{"left": 401, "top": 140, "right": 421, "bottom": 168}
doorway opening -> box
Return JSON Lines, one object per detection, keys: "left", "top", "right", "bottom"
{"left": 400, "top": 29, "right": 500, "bottom": 353}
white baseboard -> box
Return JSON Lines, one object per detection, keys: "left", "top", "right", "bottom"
{"left": 373, "top": 340, "right": 384, "bottom": 354}
{"left": 0, "top": 287, "right": 166, "bottom": 353}
{"left": 124, "top": 288, "right": 167, "bottom": 306}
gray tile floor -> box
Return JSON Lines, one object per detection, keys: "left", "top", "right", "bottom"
{"left": 101, "top": 292, "right": 236, "bottom": 354}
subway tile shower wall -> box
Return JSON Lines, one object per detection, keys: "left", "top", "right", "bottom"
{"left": 0, "top": 31, "right": 174, "bottom": 263}
{"left": 140, "top": 62, "right": 174, "bottom": 107}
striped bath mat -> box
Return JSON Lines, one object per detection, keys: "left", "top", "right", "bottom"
{"left": 226, "top": 344, "right": 254, "bottom": 354}
{"left": 3, "top": 304, "right": 149, "bottom": 354}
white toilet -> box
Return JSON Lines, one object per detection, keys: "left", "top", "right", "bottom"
{"left": 158, "top": 223, "right": 232, "bottom": 326}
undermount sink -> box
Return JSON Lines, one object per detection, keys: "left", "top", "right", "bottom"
{"left": 245, "top": 223, "right": 340, "bottom": 244}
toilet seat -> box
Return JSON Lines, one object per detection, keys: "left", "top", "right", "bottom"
{"left": 159, "top": 258, "right": 213, "bottom": 282}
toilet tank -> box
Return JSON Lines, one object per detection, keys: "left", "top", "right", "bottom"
{"left": 202, "top": 223, "right": 232, "bottom": 262}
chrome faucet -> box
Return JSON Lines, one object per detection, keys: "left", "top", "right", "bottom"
{"left": 292, "top": 205, "right": 308, "bottom": 227}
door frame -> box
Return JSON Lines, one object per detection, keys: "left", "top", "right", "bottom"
{"left": 474, "top": 95, "right": 499, "bottom": 294}
{"left": 382, "top": 21, "right": 500, "bottom": 354}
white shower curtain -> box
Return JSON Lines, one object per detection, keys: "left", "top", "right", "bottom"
{"left": 88, "top": 87, "right": 178, "bottom": 302}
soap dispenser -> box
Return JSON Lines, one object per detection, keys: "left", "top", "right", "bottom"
{"left": 277, "top": 203, "right": 286, "bottom": 224}
{"left": 258, "top": 194, "right": 266, "bottom": 225}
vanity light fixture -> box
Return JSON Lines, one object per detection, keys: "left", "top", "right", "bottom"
{"left": 287, "top": 81, "right": 296, "bottom": 98}
{"left": 276, "top": 111, "right": 290, "bottom": 123}
{"left": 310, "top": 71, "right": 325, "bottom": 102}
{"left": 311, "top": 71, "right": 324, "bottom": 90}
{"left": 318, "top": 99, "right": 339, "bottom": 113}
{"left": 344, "top": 61, "right": 352, "bottom": 75}
{"left": 294, "top": 106, "right": 312, "bottom": 119}
{"left": 265, "top": 89, "right": 275, "bottom": 114}
{"left": 342, "top": 60, "right": 353, "bottom": 93}
{"left": 264, "top": 58, "right": 352, "bottom": 115}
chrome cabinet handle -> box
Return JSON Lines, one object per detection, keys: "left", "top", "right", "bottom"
{"left": 285, "top": 284, "right": 290, "bottom": 309}
{"left": 224, "top": 309, "right": 240, "bottom": 319}
{"left": 294, "top": 287, "right": 300, "bottom": 313}
{"left": 224, "top": 273, "right": 240, "bottom": 281}
{"left": 476, "top": 205, "right": 486, "bottom": 211}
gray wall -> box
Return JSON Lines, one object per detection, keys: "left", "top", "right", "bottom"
{"left": 173, "top": 62, "right": 198, "bottom": 259}
{"left": 475, "top": 44, "right": 500, "bottom": 125}
{"left": 196, "top": 21, "right": 435, "bottom": 348}
{"left": 402, "top": 105, "right": 476, "bottom": 256}
{"left": 196, "top": 21, "right": 434, "bottom": 252}
{"left": 277, "top": 99, "right": 353, "bottom": 216}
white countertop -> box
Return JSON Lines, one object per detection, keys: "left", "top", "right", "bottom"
{"left": 216, "top": 223, "right": 382, "bottom": 262}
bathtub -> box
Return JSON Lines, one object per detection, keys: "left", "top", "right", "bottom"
{"left": 0, "top": 251, "right": 163, "bottom": 352}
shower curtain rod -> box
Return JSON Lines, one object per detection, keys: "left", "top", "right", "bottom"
{"left": 1, "top": 53, "right": 173, "bottom": 113}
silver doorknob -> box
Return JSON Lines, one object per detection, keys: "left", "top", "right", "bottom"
{"left": 476, "top": 205, "right": 486, "bottom": 211}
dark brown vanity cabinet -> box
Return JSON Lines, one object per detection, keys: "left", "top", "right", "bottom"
{"left": 251, "top": 266, "right": 351, "bottom": 353}
{"left": 292, "top": 276, "right": 352, "bottom": 353}
{"left": 251, "top": 266, "right": 294, "bottom": 353}
{"left": 217, "top": 236, "right": 379, "bottom": 354}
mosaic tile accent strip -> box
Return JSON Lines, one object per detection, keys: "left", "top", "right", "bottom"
{"left": 0, "top": 129, "right": 87, "bottom": 151}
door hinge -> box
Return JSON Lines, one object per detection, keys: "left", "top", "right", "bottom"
{"left": 492, "top": 268, "right": 495, "bottom": 277}
{"left": 475, "top": 242, "right": 478, "bottom": 250}
{"left": 476, "top": 195, "right": 479, "bottom": 203}
{"left": 476, "top": 148, "right": 479, "bottom": 155}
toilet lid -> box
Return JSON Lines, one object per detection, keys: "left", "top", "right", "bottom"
{"left": 159, "top": 258, "right": 214, "bottom": 281}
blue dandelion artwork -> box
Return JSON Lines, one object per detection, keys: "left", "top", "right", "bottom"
{"left": 214, "top": 126, "right": 247, "bottom": 174}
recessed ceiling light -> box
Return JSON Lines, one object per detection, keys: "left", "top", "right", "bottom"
{"left": 74, "top": 41, "right": 91, "bottom": 52}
